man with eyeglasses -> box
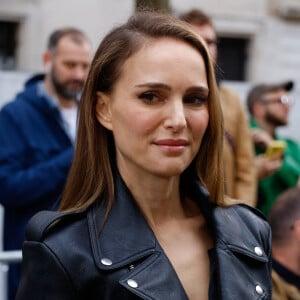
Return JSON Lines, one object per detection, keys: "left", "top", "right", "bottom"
{"left": 247, "top": 81, "right": 300, "bottom": 216}
{"left": 268, "top": 187, "right": 300, "bottom": 299}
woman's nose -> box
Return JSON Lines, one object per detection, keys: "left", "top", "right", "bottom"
{"left": 164, "top": 100, "right": 187, "bottom": 132}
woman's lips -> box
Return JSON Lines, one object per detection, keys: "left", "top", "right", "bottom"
{"left": 154, "top": 139, "right": 188, "bottom": 153}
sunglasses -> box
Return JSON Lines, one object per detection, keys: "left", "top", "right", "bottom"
{"left": 262, "top": 95, "right": 294, "bottom": 106}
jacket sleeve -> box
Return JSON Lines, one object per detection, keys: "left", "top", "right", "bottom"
{"left": 16, "top": 241, "right": 77, "bottom": 300}
{"left": 0, "top": 104, "right": 73, "bottom": 209}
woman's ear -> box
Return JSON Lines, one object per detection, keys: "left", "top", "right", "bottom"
{"left": 95, "top": 91, "right": 113, "bottom": 131}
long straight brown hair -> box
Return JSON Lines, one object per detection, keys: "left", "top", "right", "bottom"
{"left": 59, "top": 11, "right": 224, "bottom": 213}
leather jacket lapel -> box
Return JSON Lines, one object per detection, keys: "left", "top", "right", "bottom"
{"left": 87, "top": 174, "right": 156, "bottom": 270}
{"left": 189, "top": 180, "right": 269, "bottom": 262}
{"left": 119, "top": 251, "right": 188, "bottom": 299}
{"left": 212, "top": 206, "right": 271, "bottom": 299}
{"left": 213, "top": 205, "right": 269, "bottom": 262}
{"left": 185, "top": 180, "right": 271, "bottom": 299}
{"left": 87, "top": 174, "right": 188, "bottom": 299}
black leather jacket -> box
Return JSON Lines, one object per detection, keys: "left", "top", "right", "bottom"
{"left": 16, "top": 175, "right": 272, "bottom": 299}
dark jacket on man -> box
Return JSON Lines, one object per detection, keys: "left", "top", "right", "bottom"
{"left": 0, "top": 74, "right": 74, "bottom": 299}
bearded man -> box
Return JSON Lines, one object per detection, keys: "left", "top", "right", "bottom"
{"left": 0, "top": 27, "right": 92, "bottom": 300}
{"left": 247, "top": 81, "right": 300, "bottom": 216}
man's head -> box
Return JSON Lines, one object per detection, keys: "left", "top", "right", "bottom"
{"left": 246, "top": 81, "right": 294, "bottom": 130}
{"left": 179, "top": 9, "right": 218, "bottom": 62}
{"left": 269, "top": 187, "right": 300, "bottom": 252}
{"left": 43, "top": 27, "right": 92, "bottom": 102}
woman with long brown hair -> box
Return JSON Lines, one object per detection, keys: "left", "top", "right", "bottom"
{"left": 17, "top": 11, "right": 271, "bottom": 300}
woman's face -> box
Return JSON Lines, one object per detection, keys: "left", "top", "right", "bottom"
{"left": 96, "top": 37, "right": 209, "bottom": 179}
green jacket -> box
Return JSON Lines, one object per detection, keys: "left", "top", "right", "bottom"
{"left": 250, "top": 119, "right": 300, "bottom": 216}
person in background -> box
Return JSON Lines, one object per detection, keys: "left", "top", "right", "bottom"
{"left": 252, "top": 127, "right": 283, "bottom": 181}
{"left": 246, "top": 81, "right": 300, "bottom": 216}
{"left": 16, "top": 11, "right": 271, "bottom": 300}
{"left": 179, "top": 8, "right": 257, "bottom": 207}
{"left": 268, "top": 187, "right": 300, "bottom": 300}
{"left": 0, "top": 27, "right": 92, "bottom": 300}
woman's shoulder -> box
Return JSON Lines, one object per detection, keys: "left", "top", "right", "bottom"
{"left": 214, "top": 203, "right": 269, "bottom": 230}
{"left": 25, "top": 209, "right": 88, "bottom": 243}
{"left": 24, "top": 209, "right": 94, "bottom": 272}
{"left": 213, "top": 204, "right": 271, "bottom": 252}
{"left": 220, "top": 202, "right": 266, "bottom": 219}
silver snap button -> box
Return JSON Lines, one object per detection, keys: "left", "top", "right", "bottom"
{"left": 254, "top": 246, "right": 263, "bottom": 256}
{"left": 255, "top": 285, "right": 263, "bottom": 295}
{"left": 127, "top": 279, "right": 138, "bottom": 288}
{"left": 101, "top": 258, "right": 112, "bottom": 266}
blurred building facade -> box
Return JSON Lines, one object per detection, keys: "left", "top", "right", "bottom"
{"left": 0, "top": 0, "right": 299, "bottom": 79}
{"left": 0, "top": 0, "right": 300, "bottom": 137}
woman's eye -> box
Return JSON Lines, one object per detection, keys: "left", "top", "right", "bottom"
{"left": 138, "top": 92, "right": 159, "bottom": 103}
{"left": 184, "top": 95, "right": 208, "bottom": 105}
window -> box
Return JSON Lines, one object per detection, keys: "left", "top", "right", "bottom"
{"left": 0, "top": 21, "right": 18, "bottom": 70}
{"left": 217, "top": 37, "right": 249, "bottom": 81}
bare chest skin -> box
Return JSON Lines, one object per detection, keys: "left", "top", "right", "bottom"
{"left": 153, "top": 215, "right": 213, "bottom": 300}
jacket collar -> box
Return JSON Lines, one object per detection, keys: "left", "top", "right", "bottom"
{"left": 87, "top": 174, "right": 188, "bottom": 299}
{"left": 88, "top": 174, "right": 157, "bottom": 270}
{"left": 87, "top": 174, "right": 215, "bottom": 269}
{"left": 88, "top": 174, "right": 269, "bottom": 268}
{"left": 87, "top": 174, "right": 269, "bottom": 298}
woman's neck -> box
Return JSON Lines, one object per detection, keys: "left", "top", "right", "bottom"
{"left": 119, "top": 168, "right": 191, "bottom": 227}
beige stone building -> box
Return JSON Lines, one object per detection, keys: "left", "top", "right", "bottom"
{"left": 0, "top": 1, "right": 299, "bottom": 77}
{"left": 0, "top": 0, "right": 299, "bottom": 80}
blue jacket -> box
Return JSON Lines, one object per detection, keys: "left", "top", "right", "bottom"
{"left": 17, "top": 175, "right": 272, "bottom": 299}
{"left": 0, "top": 74, "right": 73, "bottom": 252}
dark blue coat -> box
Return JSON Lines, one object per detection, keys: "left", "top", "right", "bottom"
{"left": 16, "top": 175, "right": 272, "bottom": 299}
{"left": 0, "top": 74, "right": 73, "bottom": 298}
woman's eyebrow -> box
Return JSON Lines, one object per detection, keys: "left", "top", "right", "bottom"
{"left": 135, "top": 82, "right": 171, "bottom": 91}
{"left": 186, "top": 86, "right": 209, "bottom": 94}
{"left": 135, "top": 83, "right": 209, "bottom": 94}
